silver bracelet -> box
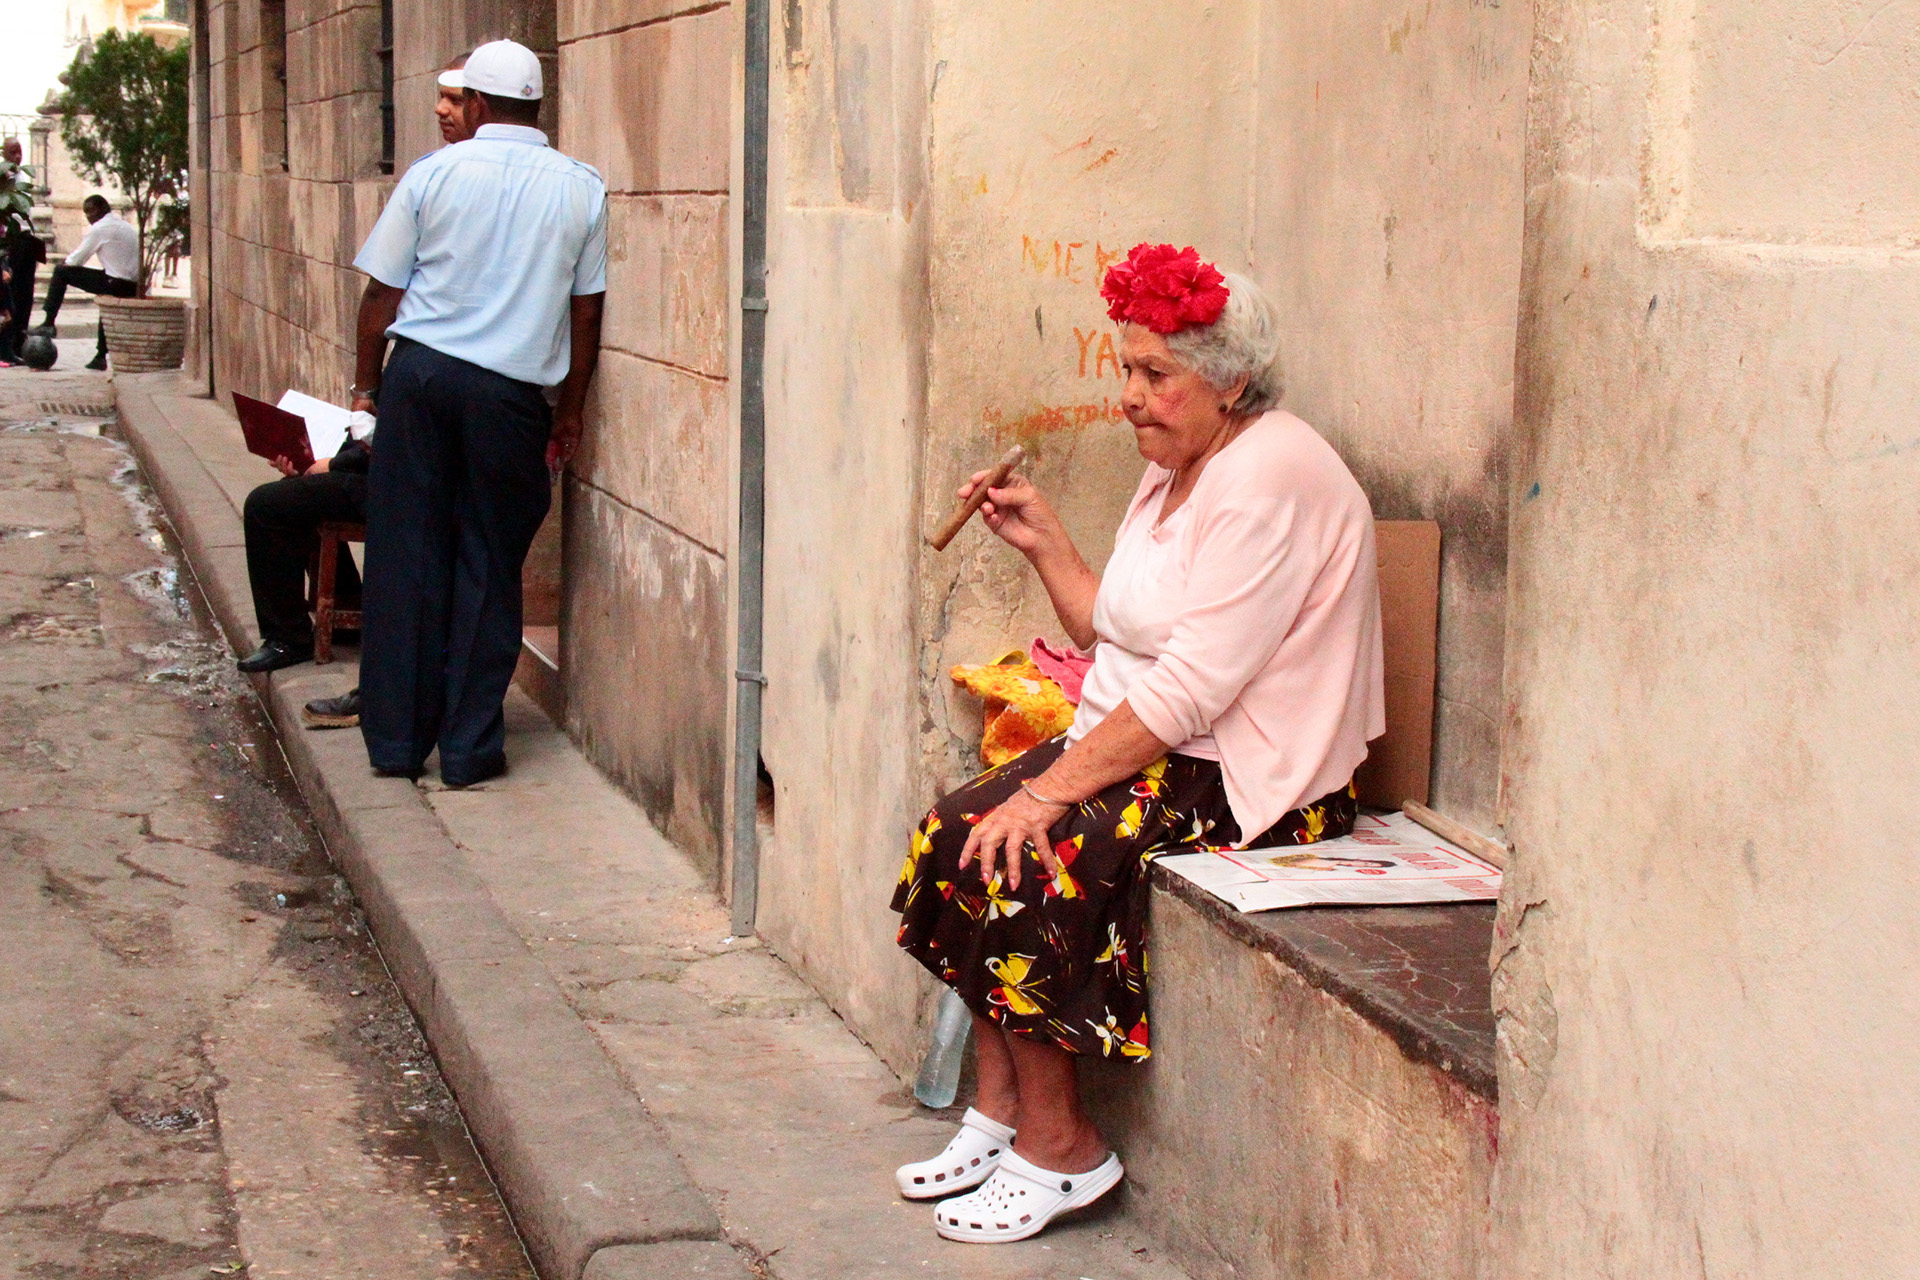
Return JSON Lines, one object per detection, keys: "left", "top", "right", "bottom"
{"left": 1020, "top": 779, "right": 1073, "bottom": 808}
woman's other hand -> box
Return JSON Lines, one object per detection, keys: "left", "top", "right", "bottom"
{"left": 959, "top": 789, "right": 1068, "bottom": 893}
{"left": 963, "top": 470, "right": 1058, "bottom": 558}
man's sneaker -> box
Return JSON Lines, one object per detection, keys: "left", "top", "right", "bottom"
{"left": 302, "top": 687, "right": 360, "bottom": 729}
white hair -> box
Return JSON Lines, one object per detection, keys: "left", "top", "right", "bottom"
{"left": 1161, "top": 271, "right": 1283, "bottom": 416}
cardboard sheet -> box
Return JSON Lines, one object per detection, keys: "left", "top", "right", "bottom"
{"left": 1156, "top": 811, "right": 1501, "bottom": 913}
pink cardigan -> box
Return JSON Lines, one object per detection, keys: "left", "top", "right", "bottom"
{"left": 1067, "top": 410, "right": 1386, "bottom": 842}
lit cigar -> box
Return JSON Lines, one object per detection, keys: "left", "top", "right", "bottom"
{"left": 926, "top": 445, "right": 1026, "bottom": 551}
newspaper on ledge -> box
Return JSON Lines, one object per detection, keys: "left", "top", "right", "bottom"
{"left": 1155, "top": 811, "right": 1501, "bottom": 913}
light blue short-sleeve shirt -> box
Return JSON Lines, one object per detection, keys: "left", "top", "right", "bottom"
{"left": 355, "top": 124, "right": 608, "bottom": 387}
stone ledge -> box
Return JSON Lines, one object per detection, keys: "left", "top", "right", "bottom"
{"left": 1151, "top": 866, "right": 1498, "bottom": 1100}
{"left": 583, "top": 1241, "right": 759, "bottom": 1280}
{"left": 1089, "top": 882, "right": 1497, "bottom": 1280}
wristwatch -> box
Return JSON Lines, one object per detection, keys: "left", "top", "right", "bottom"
{"left": 349, "top": 383, "right": 379, "bottom": 404}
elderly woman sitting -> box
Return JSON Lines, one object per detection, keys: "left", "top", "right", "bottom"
{"left": 890, "top": 244, "right": 1384, "bottom": 1243}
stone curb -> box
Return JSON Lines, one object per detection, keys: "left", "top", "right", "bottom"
{"left": 112, "top": 374, "right": 730, "bottom": 1280}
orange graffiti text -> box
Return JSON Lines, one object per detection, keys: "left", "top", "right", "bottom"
{"left": 982, "top": 399, "right": 1129, "bottom": 438}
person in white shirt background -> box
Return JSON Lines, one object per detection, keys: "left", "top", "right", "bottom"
{"left": 39, "top": 193, "right": 139, "bottom": 370}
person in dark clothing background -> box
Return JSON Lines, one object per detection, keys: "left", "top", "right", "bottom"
{"left": 0, "top": 137, "right": 44, "bottom": 366}
{"left": 236, "top": 433, "right": 371, "bottom": 675}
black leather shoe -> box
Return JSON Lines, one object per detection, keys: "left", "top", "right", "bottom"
{"left": 440, "top": 758, "right": 507, "bottom": 789}
{"left": 235, "top": 639, "right": 314, "bottom": 673}
{"left": 302, "top": 687, "right": 360, "bottom": 729}
{"left": 85, "top": 354, "right": 108, "bottom": 371}
{"left": 372, "top": 764, "right": 423, "bottom": 781}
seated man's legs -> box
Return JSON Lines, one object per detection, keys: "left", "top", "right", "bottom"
{"left": 242, "top": 470, "right": 367, "bottom": 650}
{"left": 42, "top": 265, "right": 136, "bottom": 365}
{"left": 39, "top": 264, "right": 107, "bottom": 326}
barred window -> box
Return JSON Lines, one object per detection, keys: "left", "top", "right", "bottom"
{"left": 377, "top": 0, "right": 395, "bottom": 174}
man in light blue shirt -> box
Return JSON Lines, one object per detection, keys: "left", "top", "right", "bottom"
{"left": 347, "top": 39, "right": 606, "bottom": 786}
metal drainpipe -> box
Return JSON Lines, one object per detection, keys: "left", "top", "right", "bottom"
{"left": 730, "top": 0, "right": 772, "bottom": 937}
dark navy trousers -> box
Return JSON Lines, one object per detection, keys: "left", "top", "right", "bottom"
{"left": 360, "top": 339, "right": 551, "bottom": 782}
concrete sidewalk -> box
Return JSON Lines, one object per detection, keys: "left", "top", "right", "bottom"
{"left": 113, "top": 372, "right": 1191, "bottom": 1280}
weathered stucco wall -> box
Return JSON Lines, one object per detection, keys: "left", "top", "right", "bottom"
{"left": 751, "top": 0, "right": 931, "bottom": 1072}
{"left": 752, "top": 0, "right": 1531, "bottom": 1090}
{"left": 913, "top": 0, "right": 1528, "bottom": 835}
{"left": 1247, "top": 0, "right": 1531, "bottom": 829}
{"left": 1494, "top": 1, "right": 1920, "bottom": 1274}
{"left": 557, "top": 0, "right": 734, "bottom": 877}
{"left": 915, "top": 0, "right": 1258, "bottom": 813}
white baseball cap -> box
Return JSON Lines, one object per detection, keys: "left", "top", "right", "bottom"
{"left": 438, "top": 40, "right": 542, "bottom": 100}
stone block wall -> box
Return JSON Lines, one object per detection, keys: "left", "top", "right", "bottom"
{"left": 392, "top": 1, "right": 559, "bottom": 170}
{"left": 556, "top": 0, "right": 735, "bottom": 878}
{"left": 198, "top": 0, "right": 559, "bottom": 405}
{"left": 201, "top": 0, "right": 386, "bottom": 404}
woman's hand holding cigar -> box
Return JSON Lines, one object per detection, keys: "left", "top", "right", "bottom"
{"left": 926, "top": 445, "right": 1025, "bottom": 550}
{"left": 934, "top": 446, "right": 1102, "bottom": 649}
{"left": 959, "top": 467, "right": 1057, "bottom": 557}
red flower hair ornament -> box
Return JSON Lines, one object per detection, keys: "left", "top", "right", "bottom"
{"left": 1100, "top": 243, "right": 1230, "bottom": 335}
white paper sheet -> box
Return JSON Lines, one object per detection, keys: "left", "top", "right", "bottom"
{"left": 1156, "top": 811, "right": 1501, "bottom": 913}
{"left": 276, "top": 389, "right": 354, "bottom": 460}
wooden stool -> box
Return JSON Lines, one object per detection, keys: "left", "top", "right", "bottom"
{"left": 307, "top": 521, "right": 366, "bottom": 665}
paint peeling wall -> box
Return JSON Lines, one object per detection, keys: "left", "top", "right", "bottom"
{"left": 1494, "top": 0, "right": 1920, "bottom": 1273}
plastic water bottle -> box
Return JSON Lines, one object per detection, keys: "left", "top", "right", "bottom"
{"left": 913, "top": 988, "right": 972, "bottom": 1109}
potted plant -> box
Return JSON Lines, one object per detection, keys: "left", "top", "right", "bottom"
{"left": 54, "top": 29, "right": 189, "bottom": 373}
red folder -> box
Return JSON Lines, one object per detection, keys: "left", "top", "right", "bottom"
{"left": 233, "top": 392, "right": 315, "bottom": 474}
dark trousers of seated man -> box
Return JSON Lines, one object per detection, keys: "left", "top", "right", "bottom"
{"left": 359, "top": 338, "right": 550, "bottom": 785}
{"left": 43, "top": 264, "right": 137, "bottom": 362}
{"left": 243, "top": 468, "right": 366, "bottom": 649}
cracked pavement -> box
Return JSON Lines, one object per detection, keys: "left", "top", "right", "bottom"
{"left": 0, "top": 358, "right": 532, "bottom": 1280}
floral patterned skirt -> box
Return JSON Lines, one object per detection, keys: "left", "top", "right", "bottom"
{"left": 891, "top": 737, "right": 1356, "bottom": 1061}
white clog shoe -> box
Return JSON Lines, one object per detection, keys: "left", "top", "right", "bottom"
{"left": 895, "top": 1108, "right": 1016, "bottom": 1199}
{"left": 932, "top": 1148, "right": 1124, "bottom": 1243}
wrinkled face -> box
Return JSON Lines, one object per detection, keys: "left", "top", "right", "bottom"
{"left": 435, "top": 84, "right": 471, "bottom": 144}
{"left": 1118, "top": 325, "right": 1237, "bottom": 472}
